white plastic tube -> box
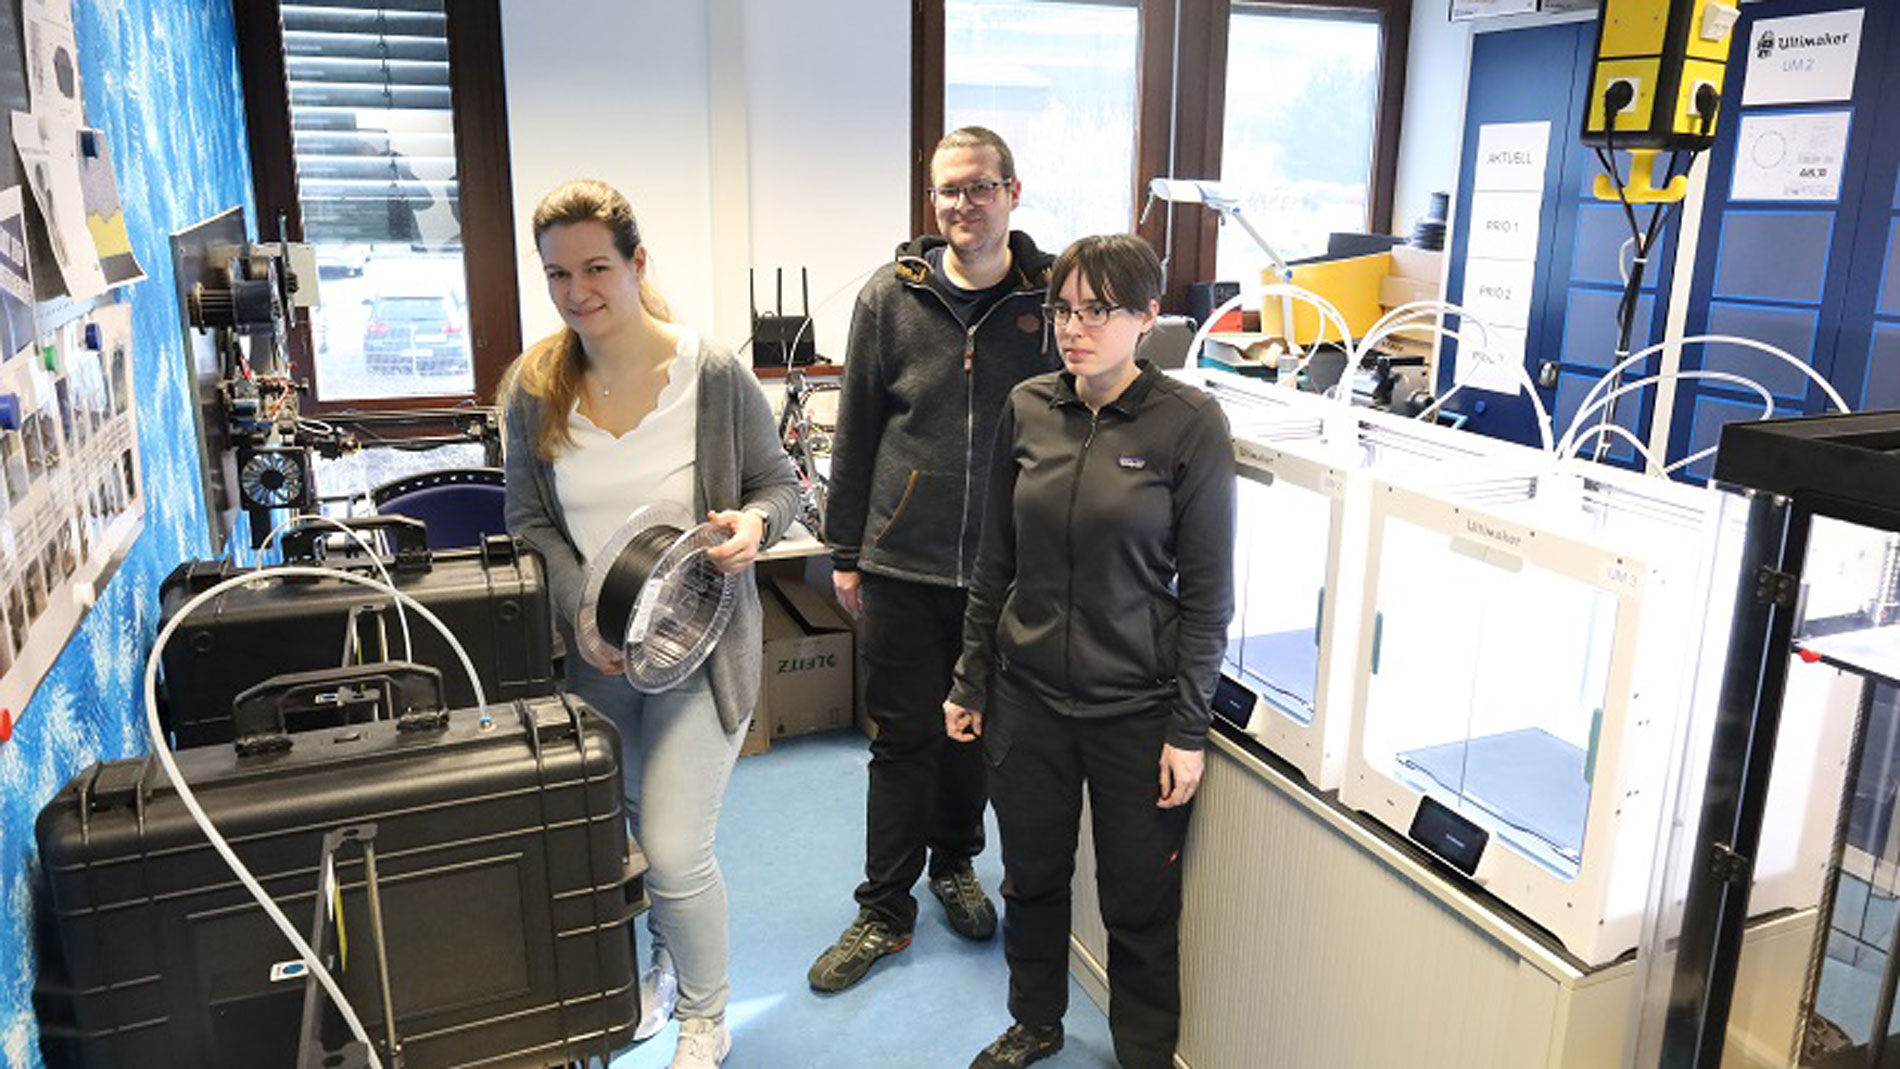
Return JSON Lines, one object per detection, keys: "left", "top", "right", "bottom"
{"left": 1559, "top": 334, "right": 1852, "bottom": 459}
{"left": 1567, "top": 421, "right": 1666, "bottom": 472}
{"left": 144, "top": 566, "right": 492, "bottom": 1069}
{"left": 1561, "top": 370, "right": 1776, "bottom": 465}
{"left": 1413, "top": 338, "right": 1556, "bottom": 453}
{"left": 1354, "top": 300, "right": 1494, "bottom": 363}
{"left": 1182, "top": 284, "right": 1353, "bottom": 383}
{"left": 259, "top": 513, "right": 415, "bottom": 663}
{"left": 1355, "top": 300, "right": 1554, "bottom": 452}
{"left": 1353, "top": 310, "right": 1490, "bottom": 412}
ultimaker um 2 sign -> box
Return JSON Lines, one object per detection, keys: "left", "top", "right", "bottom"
{"left": 1743, "top": 9, "right": 1864, "bottom": 107}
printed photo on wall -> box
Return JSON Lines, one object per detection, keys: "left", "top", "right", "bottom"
{"left": 0, "top": 187, "right": 35, "bottom": 358}
{"left": 107, "top": 344, "right": 125, "bottom": 416}
{"left": 23, "top": 563, "right": 46, "bottom": 623}
{"left": 1, "top": 432, "right": 25, "bottom": 500}
{"left": 5, "top": 585, "right": 24, "bottom": 655}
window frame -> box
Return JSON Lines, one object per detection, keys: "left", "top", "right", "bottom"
{"left": 915, "top": 0, "right": 1409, "bottom": 312}
{"left": 234, "top": 0, "right": 521, "bottom": 412}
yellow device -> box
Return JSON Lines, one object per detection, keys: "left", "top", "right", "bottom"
{"left": 1581, "top": 0, "right": 1738, "bottom": 203}
{"left": 1256, "top": 253, "right": 1392, "bottom": 346}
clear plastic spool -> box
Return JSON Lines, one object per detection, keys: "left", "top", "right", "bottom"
{"left": 577, "top": 501, "right": 738, "bottom": 693}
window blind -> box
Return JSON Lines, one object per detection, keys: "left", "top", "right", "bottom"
{"left": 283, "top": 0, "right": 460, "bottom": 248}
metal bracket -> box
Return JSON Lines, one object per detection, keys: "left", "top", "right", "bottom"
{"left": 1710, "top": 842, "right": 1752, "bottom": 885}
{"left": 297, "top": 823, "right": 404, "bottom": 1069}
{"left": 1754, "top": 566, "right": 1798, "bottom": 608}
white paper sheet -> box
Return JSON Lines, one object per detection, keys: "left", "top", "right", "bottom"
{"left": 1457, "top": 121, "right": 1551, "bottom": 395}
{"left": 1730, "top": 110, "right": 1852, "bottom": 202}
{"left": 12, "top": 111, "right": 105, "bottom": 301}
{"left": 22, "top": 0, "right": 84, "bottom": 127}
{"left": 1743, "top": 9, "right": 1865, "bottom": 107}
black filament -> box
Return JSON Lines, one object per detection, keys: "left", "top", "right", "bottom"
{"left": 596, "top": 525, "right": 684, "bottom": 646}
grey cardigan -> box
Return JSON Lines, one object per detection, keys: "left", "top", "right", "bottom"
{"left": 502, "top": 336, "right": 801, "bottom": 733}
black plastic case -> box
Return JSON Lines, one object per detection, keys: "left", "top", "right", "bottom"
{"left": 158, "top": 531, "right": 556, "bottom": 749}
{"left": 34, "top": 695, "right": 642, "bottom": 1069}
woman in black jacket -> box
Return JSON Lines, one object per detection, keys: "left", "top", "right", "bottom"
{"left": 944, "top": 234, "right": 1236, "bottom": 1069}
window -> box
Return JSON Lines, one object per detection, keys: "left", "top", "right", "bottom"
{"left": 944, "top": 1, "right": 1141, "bottom": 250}
{"left": 917, "top": 0, "right": 1409, "bottom": 309}
{"left": 236, "top": 0, "right": 519, "bottom": 408}
{"left": 1217, "top": 5, "right": 1384, "bottom": 283}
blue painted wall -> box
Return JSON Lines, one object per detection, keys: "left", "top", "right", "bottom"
{"left": 0, "top": 2, "right": 251, "bottom": 1063}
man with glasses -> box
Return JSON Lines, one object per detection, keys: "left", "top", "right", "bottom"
{"left": 811, "top": 126, "right": 1057, "bottom": 994}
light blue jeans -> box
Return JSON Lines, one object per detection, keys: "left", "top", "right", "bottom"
{"left": 568, "top": 663, "right": 745, "bottom": 1021}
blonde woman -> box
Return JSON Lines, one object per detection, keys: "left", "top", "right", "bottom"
{"left": 502, "top": 179, "right": 798, "bottom": 1069}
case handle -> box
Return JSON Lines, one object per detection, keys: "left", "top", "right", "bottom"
{"left": 231, "top": 661, "right": 448, "bottom": 755}
{"left": 280, "top": 515, "right": 432, "bottom": 572}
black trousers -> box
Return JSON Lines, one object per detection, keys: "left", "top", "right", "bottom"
{"left": 854, "top": 573, "right": 988, "bottom": 928}
{"left": 988, "top": 672, "right": 1191, "bottom": 1069}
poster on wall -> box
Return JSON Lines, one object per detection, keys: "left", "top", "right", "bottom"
{"left": 0, "top": 298, "right": 144, "bottom": 723}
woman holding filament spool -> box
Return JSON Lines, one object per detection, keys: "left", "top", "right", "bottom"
{"left": 945, "top": 234, "right": 1234, "bottom": 1069}
{"left": 502, "top": 178, "right": 798, "bottom": 1069}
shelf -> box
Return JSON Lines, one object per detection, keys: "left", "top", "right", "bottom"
{"left": 1798, "top": 624, "right": 1900, "bottom": 688}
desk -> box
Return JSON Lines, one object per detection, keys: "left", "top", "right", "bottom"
{"left": 759, "top": 524, "right": 826, "bottom": 563}
{"left": 1066, "top": 726, "right": 1811, "bottom": 1068}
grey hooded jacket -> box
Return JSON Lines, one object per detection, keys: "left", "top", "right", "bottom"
{"left": 824, "top": 230, "right": 1057, "bottom": 588}
{"left": 502, "top": 336, "right": 801, "bottom": 733}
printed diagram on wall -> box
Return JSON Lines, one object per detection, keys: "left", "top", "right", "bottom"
{"left": 1731, "top": 110, "right": 1852, "bottom": 202}
{"left": 0, "top": 196, "right": 144, "bottom": 722}
{"left": 21, "top": 0, "right": 82, "bottom": 128}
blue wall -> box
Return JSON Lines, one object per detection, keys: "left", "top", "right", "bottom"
{"left": 0, "top": 2, "right": 251, "bottom": 1062}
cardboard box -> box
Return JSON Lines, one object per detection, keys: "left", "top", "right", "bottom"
{"left": 758, "top": 577, "right": 855, "bottom": 744}
{"left": 740, "top": 698, "right": 772, "bottom": 756}
{"left": 1379, "top": 273, "right": 1438, "bottom": 310}
{"left": 1389, "top": 244, "right": 1445, "bottom": 282}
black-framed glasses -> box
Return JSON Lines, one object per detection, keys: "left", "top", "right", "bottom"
{"left": 1041, "top": 302, "right": 1125, "bottom": 328}
{"left": 927, "top": 179, "right": 1010, "bottom": 206}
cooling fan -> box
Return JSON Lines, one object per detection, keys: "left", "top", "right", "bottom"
{"left": 577, "top": 501, "right": 739, "bottom": 693}
{"left": 235, "top": 445, "right": 314, "bottom": 511}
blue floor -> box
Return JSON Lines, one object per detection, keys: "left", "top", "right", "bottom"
{"left": 611, "top": 730, "right": 1117, "bottom": 1068}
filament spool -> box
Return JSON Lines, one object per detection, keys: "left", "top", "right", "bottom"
{"left": 577, "top": 501, "right": 738, "bottom": 692}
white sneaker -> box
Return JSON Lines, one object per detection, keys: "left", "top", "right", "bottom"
{"left": 669, "top": 1017, "right": 730, "bottom": 1068}
{"left": 633, "top": 946, "right": 678, "bottom": 1041}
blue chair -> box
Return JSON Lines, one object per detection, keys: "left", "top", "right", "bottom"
{"left": 371, "top": 467, "right": 507, "bottom": 551}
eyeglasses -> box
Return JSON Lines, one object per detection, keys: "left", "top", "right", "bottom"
{"left": 927, "top": 179, "right": 1010, "bottom": 206}
{"left": 1041, "top": 302, "right": 1125, "bottom": 328}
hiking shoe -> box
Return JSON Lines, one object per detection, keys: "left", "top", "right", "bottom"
{"left": 970, "top": 1021, "right": 1064, "bottom": 1068}
{"left": 930, "top": 862, "right": 998, "bottom": 941}
{"left": 633, "top": 945, "right": 678, "bottom": 1041}
{"left": 669, "top": 1016, "right": 730, "bottom": 1068}
{"left": 807, "top": 907, "right": 912, "bottom": 992}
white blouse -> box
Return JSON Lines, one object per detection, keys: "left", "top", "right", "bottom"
{"left": 554, "top": 330, "right": 700, "bottom": 563}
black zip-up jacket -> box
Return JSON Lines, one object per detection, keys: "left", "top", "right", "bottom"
{"left": 825, "top": 231, "right": 1057, "bottom": 587}
{"left": 949, "top": 362, "right": 1236, "bottom": 750}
